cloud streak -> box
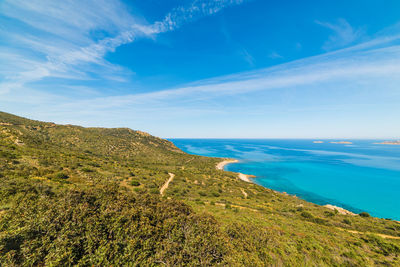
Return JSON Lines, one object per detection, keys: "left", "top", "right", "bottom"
{"left": 0, "top": 0, "right": 247, "bottom": 94}
{"left": 316, "top": 18, "right": 364, "bottom": 50}
{"left": 60, "top": 32, "right": 400, "bottom": 108}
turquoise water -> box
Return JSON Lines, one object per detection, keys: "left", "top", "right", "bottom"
{"left": 170, "top": 139, "right": 400, "bottom": 220}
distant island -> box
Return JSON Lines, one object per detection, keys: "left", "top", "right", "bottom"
{"left": 313, "top": 141, "right": 324, "bottom": 143}
{"left": 374, "top": 140, "right": 400, "bottom": 145}
{"left": 330, "top": 141, "right": 353, "bottom": 144}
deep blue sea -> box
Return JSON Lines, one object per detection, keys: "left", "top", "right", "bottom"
{"left": 170, "top": 139, "right": 400, "bottom": 220}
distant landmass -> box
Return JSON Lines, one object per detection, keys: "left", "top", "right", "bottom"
{"left": 1, "top": 111, "right": 399, "bottom": 266}
{"left": 375, "top": 140, "right": 400, "bottom": 145}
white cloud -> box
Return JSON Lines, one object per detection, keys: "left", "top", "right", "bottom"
{"left": 316, "top": 18, "right": 364, "bottom": 50}
{"left": 0, "top": 0, "right": 246, "bottom": 94}
{"left": 152, "top": 0, "right": 246, "bottom": 33}
{"left": 48, "top": 29, "right": 400, "bottom": 111}
{"left": 268, "top": 51, "right": 283, "bottom": 59}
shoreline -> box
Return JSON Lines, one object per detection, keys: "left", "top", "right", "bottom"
{"left": 216, "top": 159, "right": 239, "bottom": 170}
{"left": 216, "top": 159, "right": 357, "bottom": 216}
{"left": 216, "top": 159, "right": 255, "bottom": 183}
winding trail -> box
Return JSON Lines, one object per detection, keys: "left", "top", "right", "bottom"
{"left": 240, "top": 188, "right": 248, "bottom": 198}
{"left": 337, "top": 228, "right": 400, "bottom": 240}
{"left": 160, "top": 173, "right": 175, "bottom": 196}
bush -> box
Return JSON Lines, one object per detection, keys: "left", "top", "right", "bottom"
{"left": 324, "top": 211, "right": 335, "bottom": 217}
{"left": 312, "top": 217, "right": 328, "bottom": 225}
{"left": 199, "top": 191, "right": 207, "bottom": 197}
{"left": 130, "top": 180, "right": 140, "bottom": 186}
{"left": 301, "top": 211, "right": 313, "bottom": 219}
{"left": 150, "top": 188, "right": 159, "bottom": 194}
{"left": 359, "top": 212, "right": 371, "bottom": 218}
{"left": 212, "top": 192, "right": 220, "bottom": 197}
{"left": 54, "top": 172, "right": 69, "bottom": 179}
{"left": 0, "top": 185, "right": 228, "bottom": 266}
{"left": 81, "top": 167, "right": 94, "bottom": 173}
{"left": 343, "top": 219, "right": 352, "bottom": 225}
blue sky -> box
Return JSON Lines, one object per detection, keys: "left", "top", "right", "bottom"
{"left": 1, "top": 0, "right": 400, "bottom": 138}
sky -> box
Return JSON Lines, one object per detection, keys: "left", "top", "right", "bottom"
{"left": 1, "top": 0, "right": 400, "bottom": 138}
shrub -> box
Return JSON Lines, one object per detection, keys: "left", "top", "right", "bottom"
{"left": 81, "top": 167, "right": 94, "bottom": 173}
{"left": 130, "top": 180, "right": 140, "bottom": 186}
{"left": 359, "top": 212, "right": 371, "bottom": 218}
{"left": 343, "top": 219, "right": 352, "bottom": 225}
{"left": 301, "top": 211, "right": 313, "bottom": 219}
{"left": 212, "top": 192, "right": 220, "bottom": 197}
{"left": 54, "top": 172, "right": 69, "bottom": 179}
{"left": 199, "top": 191, "right": 207, "bottom": 197}
{"left": 312, "top": 217, "right": 328, "bottom": 225}
{"left": 150, "top": 188, "right": 159, "bottom": 194}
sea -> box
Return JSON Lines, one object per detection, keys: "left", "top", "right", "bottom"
{"left": 170, "top": 139, "right": 400, "bottom": 220}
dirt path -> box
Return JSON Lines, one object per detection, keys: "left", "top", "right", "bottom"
{"left": 160, "top": 173, "right": 175, "bottom": 196}
{"left": 212, "top": 202, "right": 258, "bottom": 212}
{"left": 240, "top": 188, "right": 248, "bottom": 199}
{"left": 337, "top": 227, "right": 400, "bottom": 240}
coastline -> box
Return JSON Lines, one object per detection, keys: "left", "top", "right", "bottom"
{"left": 216, "top": 159, "right": 255, "bottom": 183}
{"left": 216, "top": 159, "right": 355, "bottom": 215}
{"left": 216, "top": 159, "right": 239, "bottom": 170}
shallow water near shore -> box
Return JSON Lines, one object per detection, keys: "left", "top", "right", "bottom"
{"left": 170, "top": 139, "right": 400, "bottom": 220}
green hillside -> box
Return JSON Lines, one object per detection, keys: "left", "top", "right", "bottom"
{"left": 0, "top": 111, "right": 399, "bottom": 266}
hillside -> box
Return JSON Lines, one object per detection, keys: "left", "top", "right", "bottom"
{"left": 0, "top": 111, "right": 399, "bottom": 266}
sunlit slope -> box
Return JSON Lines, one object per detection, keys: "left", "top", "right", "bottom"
{"left": 0, "top": 111, "right": 399, "bottom": 266}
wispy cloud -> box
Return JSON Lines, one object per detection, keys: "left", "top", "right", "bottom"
{"left": 31, "top": 26, "right": 399, "bottom": 136}
{"left": 1, "top": 2, "right": 400, "bottom": 138}
{"left": 316, "top": 18, "right": 364, "bottom": 50}
{"left": 268, "top": 51, "right": 283, "bottom": 59}
{"left": 34, "top": 31, "right": 400, "bottom": 119}
{"left": 0, "top": 0, "right": 247, "bottom": 94}
{"left": 152, "top": 0, "right": 246, "bottom": 33}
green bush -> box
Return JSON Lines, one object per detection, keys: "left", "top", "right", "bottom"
{"left": 343, "top": 219, "right": 352, "bottom": 225}
{"left": 212, "top": 192, "right": 220, "bottom": 197}
{"left": 81, "top": 167, "right": 94, "bottom": 173}
{"left": 0, "top": 185, "right": 228, "bottom": 266}
{"left": 54, "top": 172, "right": 69, "bottom": 179}
{"left": 130, "top": 180, "right": 140, "bottom": 186}
{"left": 301, "top": 211, "right": 313, "bottom": 219}
{"left": 199, "top": 191, "right": 207, "bottom": 197}
{"left": 359, "top": 212, "right": 371, "bottom": 218}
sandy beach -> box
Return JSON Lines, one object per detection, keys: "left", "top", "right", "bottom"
{"left": 216, "top": 159, "right": 254, "bottom": 183}
{"left": 238, "top": 173, "right": 254, "bottom": 182}
{"left": 216, "top": 159, "right": 239, "bottom": 170}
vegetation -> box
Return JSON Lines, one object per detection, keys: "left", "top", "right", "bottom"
{"left": 0, "top": 111, "right": 399, "bottom": 266}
